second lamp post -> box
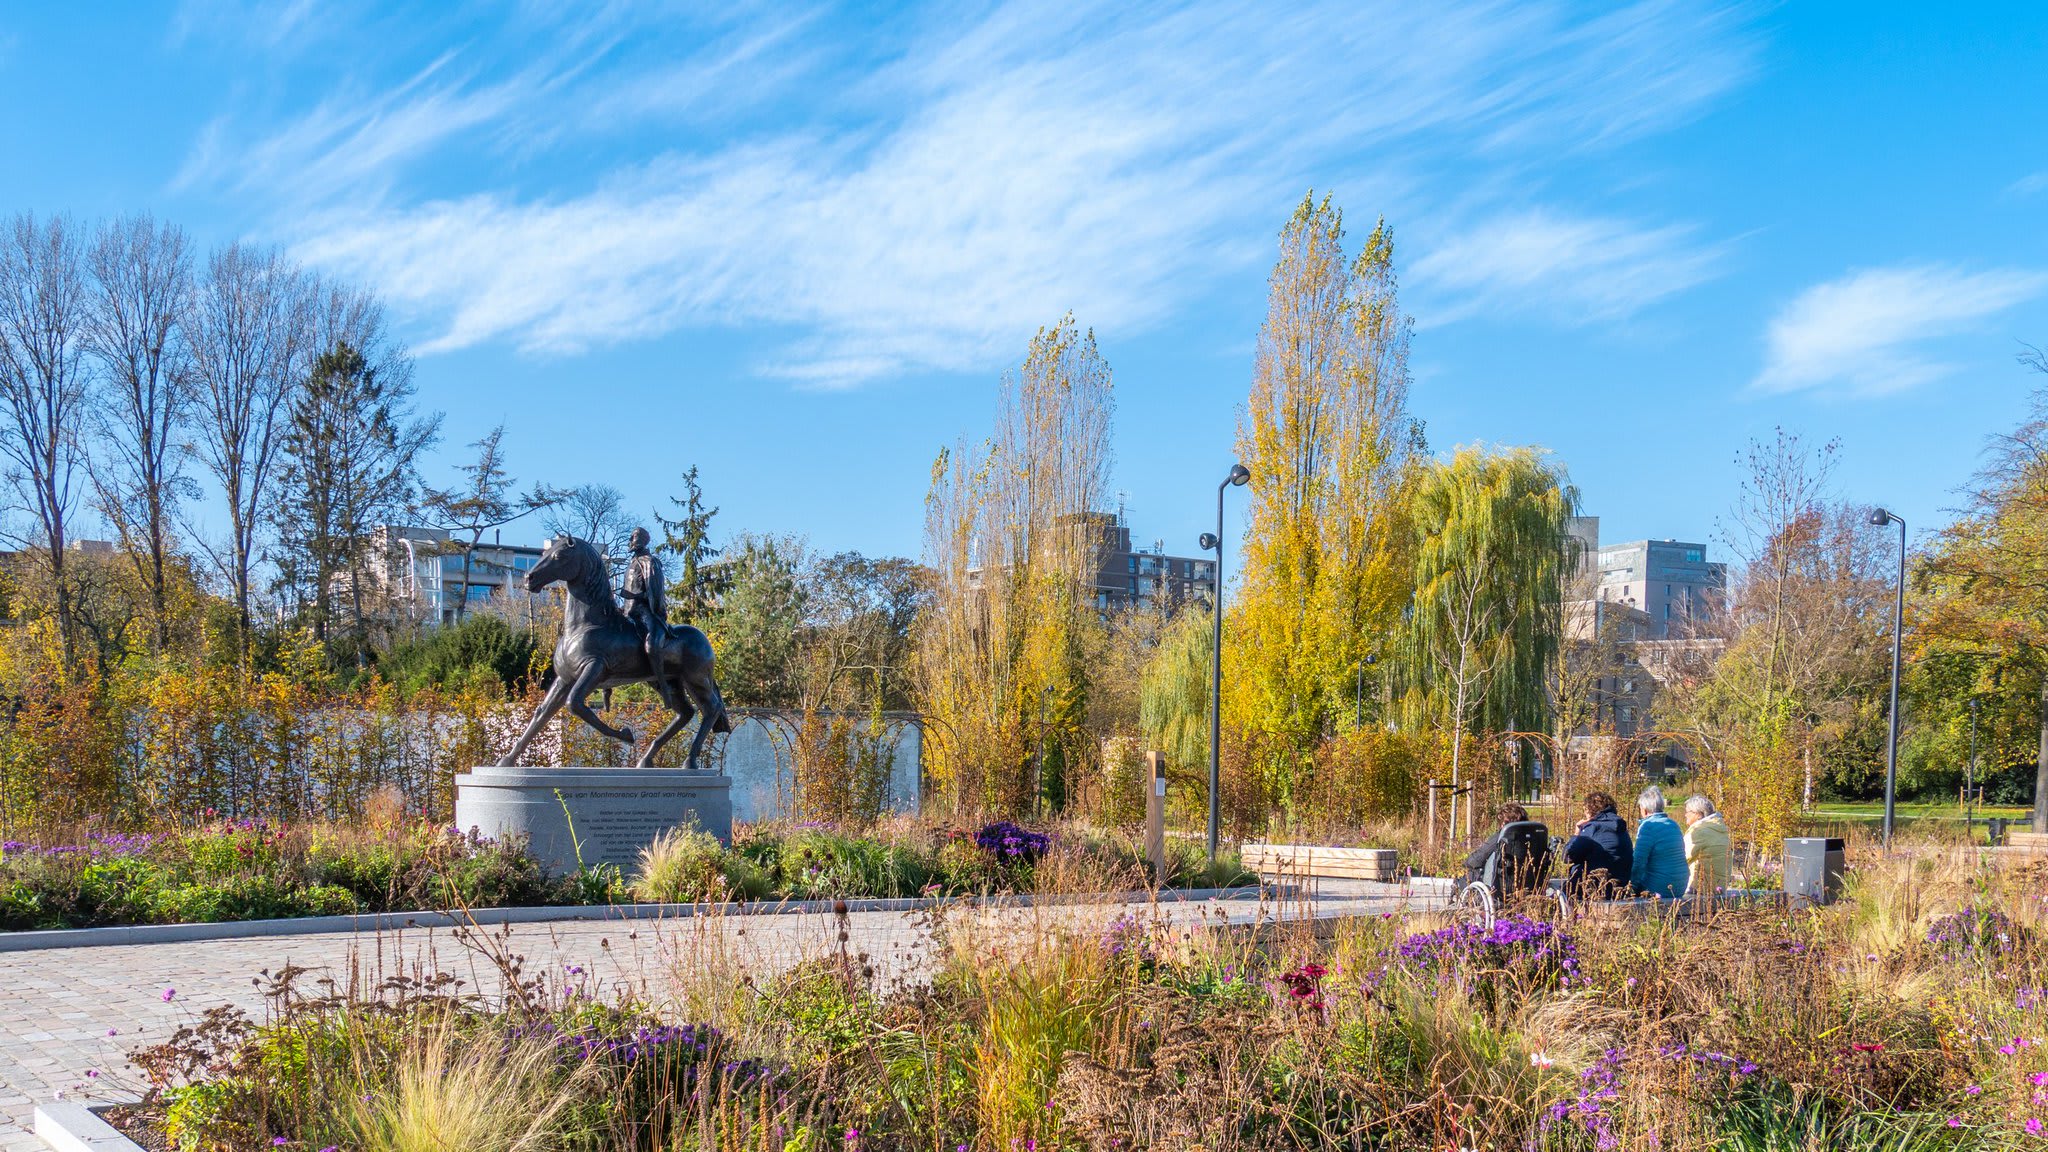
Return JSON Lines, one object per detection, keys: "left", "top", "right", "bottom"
{"left": 1200, "top": 463, "right": 1251, "bottom": 868}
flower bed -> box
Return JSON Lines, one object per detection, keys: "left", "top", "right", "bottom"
{"left": 113, "top": 850, "right": 2045, "bottom": 1150}
{"left": 1, "top": 817, "right": 1248, "bottom": 931}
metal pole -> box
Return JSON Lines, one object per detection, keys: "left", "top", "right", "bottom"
{"left": 1882, "top": 514, "right": 1906, "bottom": 847}
{"left": 1968, "top": 698, "right": 1979, "bottom": 837}
{"left": 1207, "top": 479, "right": 1226, "bottom": 869}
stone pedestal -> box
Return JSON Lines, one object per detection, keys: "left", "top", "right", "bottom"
{"left": 453, "top": 766, "right": 733, "bottom": 875}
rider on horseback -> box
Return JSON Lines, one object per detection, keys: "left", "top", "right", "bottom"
{"left": 619, "top": 527, "right": 669, "bottom": 673}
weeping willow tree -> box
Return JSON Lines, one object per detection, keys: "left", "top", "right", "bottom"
{"left": 914, "top": 314, "right": 1113, "bottom": 816}
{"left": 1401, "top": 446, "right": 1579, "bottom": 801}
{"left": 1225, "top": 192, "right": 1421, "bottom": 818}
{"left": 1139, "top": 609, "right": 1211, "bottom": 776}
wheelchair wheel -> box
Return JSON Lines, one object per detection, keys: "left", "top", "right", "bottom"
{"left": 1456, "top": 881, "right": 1497, "bottom": 931}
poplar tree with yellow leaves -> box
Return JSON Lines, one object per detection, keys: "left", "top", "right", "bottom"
{"left": 1226, "top": 193, "right": 1422, "bottom": 819}
{"left": 915, "top": 315, "right": 1113, "bottom": 816}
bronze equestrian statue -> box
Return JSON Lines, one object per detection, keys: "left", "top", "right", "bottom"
{"left": 496, "top": 532, "right": 731, "bottom": 770}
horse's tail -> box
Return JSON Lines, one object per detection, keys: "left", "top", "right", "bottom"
{"left": 709, "top": 678, "right": 733, "bottom": 733}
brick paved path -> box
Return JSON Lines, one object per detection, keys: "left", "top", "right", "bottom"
{"left": 0, "top": 882, "right": 1444, "bottom": 1150}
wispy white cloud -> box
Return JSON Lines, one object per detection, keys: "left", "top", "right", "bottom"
{"left": 1410, "top": 210, "right": 1722, "bottom": 325}
{"left": 179, "top": 0, "right": 1762, "bottom": 383}
{"left": 1752, "top": 265, "right": 2048, "bottom": 396}
{"left": 2007, "top": 171, "right": 2048, "bottom": 199}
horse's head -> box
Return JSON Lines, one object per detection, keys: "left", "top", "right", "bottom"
{"left": 525, "top": 533, "right": 596, "bottom": 592}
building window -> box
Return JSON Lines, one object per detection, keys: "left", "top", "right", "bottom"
{"left": 1126, "top": 556, "right": 1137, "bottom": 573}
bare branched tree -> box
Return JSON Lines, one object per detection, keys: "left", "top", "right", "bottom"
{"left": 83, "top": 214, "right": 195, "bottom": 654}
{"left": 186, "top": 243, "right": 309, "bottom": 664}
{"left": 544, "top": 483, "right": 635, "bottom": 578}
{"left": 421, "top": 425, "right": 561, "bottom": 624}
{"left": 0, "top": 213, "right": 92, "bottom": 661}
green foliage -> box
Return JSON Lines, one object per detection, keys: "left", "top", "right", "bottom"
{"left": 654, "top": 464, "right": 720, "bottom": 625}
{"left": 701, "top": 534, "right": 807, "bottom": 709}
{"left": 1139, "top": 609, "right": 1212, "bottom": 778}
{"left": 375, "top": 614, "right": 539, "bottom": 694}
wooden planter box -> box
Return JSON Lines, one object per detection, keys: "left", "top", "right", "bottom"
{"left": 1241, "top": 842, "right": 1399, "bottom": 881}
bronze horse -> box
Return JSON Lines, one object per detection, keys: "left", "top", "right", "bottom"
{"left": 496, "top": 534, "right": 731, "bottom": 770}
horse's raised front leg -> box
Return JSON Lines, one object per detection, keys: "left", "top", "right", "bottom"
{"left": 497, "top": 674, "right": 571, "bottom": 766}
{"left": 564, "top": 662, "right": 637, "bottom": 756}
{"left": 636, "top": 678, "right": 695, "bottom": 768}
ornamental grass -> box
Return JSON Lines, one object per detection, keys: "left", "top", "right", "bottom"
{"left": 119, "top": 843, "right": 2048, "bottom": 1149}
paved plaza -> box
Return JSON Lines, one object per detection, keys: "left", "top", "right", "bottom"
{"left": 0, "top": 881, "right": 1446, "bottom": 1150}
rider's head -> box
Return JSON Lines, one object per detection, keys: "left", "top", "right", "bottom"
{"left": 628, "top": 526, "right": 651, "bottom": 551}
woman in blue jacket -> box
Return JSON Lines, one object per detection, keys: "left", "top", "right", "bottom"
{"left": 1629, "top": 785, "right": 1688, "bottom": 898}
{"left": 1564, "top": 791, "right": 1634, "bottom": 900}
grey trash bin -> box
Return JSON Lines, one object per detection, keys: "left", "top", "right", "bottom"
{"left": 1783, "top": 837, "right": 1845, "bottom": 905}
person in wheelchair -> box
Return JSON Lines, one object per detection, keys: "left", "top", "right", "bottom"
{"left": 1463, "top": 803, "right": 1555, "bottom": 899}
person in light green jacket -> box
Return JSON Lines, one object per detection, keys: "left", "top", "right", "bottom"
{"left": 1683, "top": 795, "right": 1731, "bottom": 894}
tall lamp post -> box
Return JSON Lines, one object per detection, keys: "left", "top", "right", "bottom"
{"left": 1871, "top": 507, "right": 1907, "bottom": 847}
{"left": 1967, "top": 697, "right": 1980, "bottom": 837}
{"left": 1200, "top": 463, "right": 1251, "bottom": 868}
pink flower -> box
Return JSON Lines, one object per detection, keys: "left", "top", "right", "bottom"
{"left": 2033, "top": 1072, "right": 2048, "bottom": 1087}
{"left": 1947, "top": 1116, "right": 1962, "bottom": 1128}
{"left": 1967, "top": 1084, "right": 1984, "bottom": 1095}
{"left": 2027, "top": 1117, "right": 2043, "bottom": 1136}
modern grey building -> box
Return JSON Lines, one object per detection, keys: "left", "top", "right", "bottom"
{"left": 1086, "top": 512, "right": 1215, "bottom": 614}
{"left": 369, "top": 526, "right": 549, "bottom": 626}
{"left": 1593, "top": 538, "right": 1726, "bottom": 639}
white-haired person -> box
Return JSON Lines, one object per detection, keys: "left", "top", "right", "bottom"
{"left": 1629, "top": 785, "right": 1688, "bottom": 898}
{"left": 1683, "top": 795, "right": 1731, "bottom": 894}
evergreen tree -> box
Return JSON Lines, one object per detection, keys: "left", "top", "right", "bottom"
{"left": 274, "top": 340, "right": 439, "bottom": 652}
{"left": 654, "top": 465, "right": 720, "bottom": 624}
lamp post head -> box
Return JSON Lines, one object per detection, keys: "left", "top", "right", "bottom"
{"left": 1227, "top": 463, "right": 1250, "bottom": 487}
{"left": 1870, "top": 507, "right": 1896, "bottom": 528}
{"left": 1198, "top": 532, "right": 1220, "bottom": 552}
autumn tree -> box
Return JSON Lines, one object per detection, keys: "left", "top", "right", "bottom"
{"left": 915, "top": 313, "right": 1112, "bottom": 816}
{"left": 1227, "top": 194, "right": 1421, "bottom": 818}
{"left": 1668, "top": 431, "right": 1891, "bottom": 849}
{"left": 1917, "top": 359, "right": 2048, "bottom": 829}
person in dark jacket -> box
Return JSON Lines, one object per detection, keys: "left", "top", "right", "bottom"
{"left": 1564, "top": 791, "right": 1634, "bottom": 900}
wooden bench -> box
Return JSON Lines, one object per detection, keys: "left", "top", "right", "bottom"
{"left": 1241, "top": 842, "right": 1400, "bottom": 882}
{"left": 2008, "top": 831, "right": 2048, "bottom": 852}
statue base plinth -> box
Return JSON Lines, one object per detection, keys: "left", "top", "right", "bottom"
{"left": 452, "top": 766, "right": 732, "bottom": 875}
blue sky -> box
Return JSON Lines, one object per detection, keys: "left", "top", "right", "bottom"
{"left": 4, "top": 2, "right": 2045, "bottom": 564}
